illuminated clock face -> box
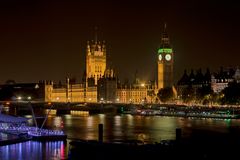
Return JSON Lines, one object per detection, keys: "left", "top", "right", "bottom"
{"left": 165, "top": 54, "right": 171, "bottom": 61}
{"left": 158, "top": 54, "right": 162, "bottom": 61}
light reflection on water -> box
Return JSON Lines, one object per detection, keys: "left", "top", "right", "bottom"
{"left": 0, "top": 141, "right": 66, "bottom": 160}
{"left": 0, "top": 133, "right": 18, "bottom": 141}
{"left": 59, "top": 114, "right": 240, "bottom": 143}
{"left": 1, "top": 114, "right": 240, "bottom": 159}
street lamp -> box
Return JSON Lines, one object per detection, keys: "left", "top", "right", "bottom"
{"left": 26, "top": 96, "right": 38, "bottom": 132}
{"left": 17, "top": 96, "right": 22, "bottom": 100}
{"left": 129, "top": 99, "right": 132, "bottom": 104}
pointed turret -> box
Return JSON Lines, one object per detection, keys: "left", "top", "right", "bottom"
{"left": 204, "top": 68, "right": 211, "bottom": 84}
{"left": 161, "top": 22, "right": 171, "bottom": 48}
{"left": 178, "top": 69, "right": 189, "bottom": 85}
{"left": 87, "top": 41, "right": 91, "bottom": 55}
{"left": 94, "top": 26, "right": 98, "bottom": 44}
{"left": 189, "top": 69, "right": 195, "bottom": 84}
{"left": 234, "top": 67, "right": 240, "bottom": 83}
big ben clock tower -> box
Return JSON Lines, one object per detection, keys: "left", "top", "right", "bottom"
{"left": 157, "top": 24, "right": 174, "bottom": 89}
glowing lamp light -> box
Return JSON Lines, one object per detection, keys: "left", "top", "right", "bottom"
{"left": 17, "top": 96, "right": 22, "bottom": 100}
{"left": 27, "top": 96, "right": 31, "bottom": 100}
{"left": 141, "top": 83, "right": 145, "bottom": 87}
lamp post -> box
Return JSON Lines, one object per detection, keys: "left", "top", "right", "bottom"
{"left": 100, "top": 97, "right": 103, "bottom": 102}
{"left": 40, "top": 103, "right": 54, "bottom": 130}
{"left": 15, "top": 96, "right": 22, "bottom": 115}
{"left": 27, "top": 96, "right": 38, "bottom": 132}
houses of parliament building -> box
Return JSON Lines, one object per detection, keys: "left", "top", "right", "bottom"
{"left": 41, "top": 27, "right": 174, "bottom": 104}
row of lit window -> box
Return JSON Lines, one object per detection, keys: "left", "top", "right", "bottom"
{"left": 120, "top": 99, "right": 144, "bottom": 103}
{"left": 95, "top": 66, "right": 102, "bottom": 72}
{"left": 117, "top": 92, "right": 146, "bottom": 96}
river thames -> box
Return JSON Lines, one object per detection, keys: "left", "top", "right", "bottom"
{"left": 1, "top": 113, "right": 240, "bottom": 159}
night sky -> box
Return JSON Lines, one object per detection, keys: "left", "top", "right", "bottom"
{"left": 0, "top": 0, "right": 239, "bottom": 84}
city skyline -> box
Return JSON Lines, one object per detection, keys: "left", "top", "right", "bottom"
{"left": 0, "top": 0, "right": 239, "bottom": 83}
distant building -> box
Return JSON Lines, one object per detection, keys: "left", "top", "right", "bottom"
{"left": 177, "top": 67, "right": 240, "bottom": 95}
{"left": 211, "top": 67, "right": 235, "bottom": 93}
{"left": 177, "top": 68, "right": 212, "bottom": 97}
{"left": 116, "top": 80, "right": 157, "bottom": 104}
{"left": 0, "top": 82, "right": 46, "bottom": 101}
{"left": 44, "top": 77, "right": 97, "bottom": 103}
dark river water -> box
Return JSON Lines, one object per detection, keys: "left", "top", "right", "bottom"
{"left": 1, "top": 113, "right": 240, "bottom": 159}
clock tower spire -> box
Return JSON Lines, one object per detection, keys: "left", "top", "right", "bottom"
{"left": 157, "top": 24, "right": 174, "bottom": 90}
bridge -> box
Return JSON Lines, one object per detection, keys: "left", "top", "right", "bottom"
{"left": 0, "top": 101, "right": 147, "bottom": 115}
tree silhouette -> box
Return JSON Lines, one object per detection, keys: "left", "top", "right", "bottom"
{"left": 182, "top": 86, "right": 195, "bottom": 103}
{"left": 157, "top": 87, "right": 174, "bottom": 103}
{"left": 221, "top": 81, "right": 240, "bottom": 104}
